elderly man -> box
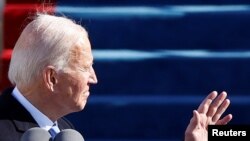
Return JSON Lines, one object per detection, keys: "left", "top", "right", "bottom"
{"left": 0, "top": 13, "right": 232, "bottom": 141}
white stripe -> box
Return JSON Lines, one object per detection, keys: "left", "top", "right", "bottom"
{"left": 93, "top": 49, "right": 250, "bottom": 61}
{"left": 88, "top": 95, "right": 250, "bottom": 105}
{"left": 56, "top": 6, "right": 182, "bottom": 18}
{"left": 172, "top": 5, "right": 250, "bottom": 13}
{"left": 56, "top": 5, "right": 250, "bottom": 18}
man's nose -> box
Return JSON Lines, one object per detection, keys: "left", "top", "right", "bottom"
{"left": 89, "top": 67, "right": 98, "bottom": 84}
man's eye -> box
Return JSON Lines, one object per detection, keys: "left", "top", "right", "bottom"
{"left": 84, "top": 66, "right": 91, "bottom": 72}
{"left": 79, "top": 66, "right": 91, "bottom": 72}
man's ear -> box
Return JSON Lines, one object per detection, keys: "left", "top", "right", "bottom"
{"left": 43, "top": 66, "right": 58, "bottom": 92}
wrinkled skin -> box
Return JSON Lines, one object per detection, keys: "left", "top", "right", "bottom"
{"left": 185, "top": 91, "right": 233, "bottom": 141}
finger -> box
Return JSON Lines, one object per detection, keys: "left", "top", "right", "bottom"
{"left": 185, "top": 110, "right": 200, "bottom": 135}
{"left": 216, "top": 114, "right": 233, "bottom": 125}
{"left": 212, "top": 99, "right": 230, "bottom": 122}
{"left": 193, "top": 110, "right": 200, "bottom": 123}
{"left": 197, "top": 91, "right": 218, "bottom": 114}
{"left": 190, "top": 110, "right": 200, "bottom": 128}
{"left": 206, "top": 91, "right": 227, "bottom": 117}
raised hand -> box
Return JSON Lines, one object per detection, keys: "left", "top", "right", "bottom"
{"left": 184, "top": 91, "right": 233, "bottom": 141}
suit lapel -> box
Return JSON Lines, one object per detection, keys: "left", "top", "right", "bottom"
{"left": 1, "top": 87, "right": 39, "bottom": 132}
{"left": 1, "top": 87, "right": 74, "bottom": 132}
{"left": 58, "top": 117, "right": 75, "bottom": 130}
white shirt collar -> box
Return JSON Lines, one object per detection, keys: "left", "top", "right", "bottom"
{"left": 12, "top": 87, "right": 57, "bottom": 131}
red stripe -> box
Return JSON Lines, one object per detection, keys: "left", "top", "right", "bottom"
{"left": 1, "top": 1, "right": 56, "bottom": 91}
{"left": 4, "top": 4, "right": 55, "bottom": 49}
{"left": 0, "top": 49, "right": 12, "bottom": 60}
{"left": 6, "top": 0, "right": 56, "bottom": 4}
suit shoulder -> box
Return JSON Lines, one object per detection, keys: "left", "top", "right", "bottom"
{"left": 58, "top": 117, "right": 75, "bottom": 129}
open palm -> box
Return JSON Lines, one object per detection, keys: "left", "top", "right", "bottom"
{"left": 185, "top": 91, "right": 233, "bottom": 141}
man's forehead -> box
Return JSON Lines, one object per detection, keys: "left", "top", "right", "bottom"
{"left": 74, "top": 36, "right": 91, "bottom": 51}
{"left": 77, "top": 48, "right": 93, "bottom": 65}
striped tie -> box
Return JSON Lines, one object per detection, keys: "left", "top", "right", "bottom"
{"left": 48, "top": 123, "right": 60, "bottom": 139}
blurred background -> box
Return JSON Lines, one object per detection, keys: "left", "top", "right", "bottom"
{"left": 1, "top": 0, "right": 250, "bottom": 141}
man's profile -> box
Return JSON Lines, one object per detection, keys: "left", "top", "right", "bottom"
{"left": 0, "top": 13, "right": 232, "bottom": 141}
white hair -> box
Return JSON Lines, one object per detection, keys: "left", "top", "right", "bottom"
{"left": 8, "top": 13, "right": 88, "bottom": 88}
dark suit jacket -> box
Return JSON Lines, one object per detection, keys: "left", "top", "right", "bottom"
{"left": 0, "top": 87, "right": 75, "bottom": 141}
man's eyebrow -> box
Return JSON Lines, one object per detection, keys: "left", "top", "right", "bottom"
{"left": 82, "top": 61, "right": 93, "bottom": 68}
